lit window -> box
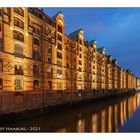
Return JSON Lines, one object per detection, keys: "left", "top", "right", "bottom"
{"left": 14, "top": 8, "right": 24, "bottom": 17}
{"left": 15, "top": 79, "right": 23, "bottom": 90}
{"left": 14, "top": 30, "right": 24, "bottom": 42}
{"left": 33, "top": 38, "right": 40, "bottom": 46}
{"left": 57, "top": 81, "right": 62, "bottom": 89}
{"left": 57, "top": 69, "right": 62, "bottom": 79}
{"left": 0, "top": 78, "right": 2, "bottom": 90}
{"left": 33, "top": 80, "right": 39, "bottom": 89}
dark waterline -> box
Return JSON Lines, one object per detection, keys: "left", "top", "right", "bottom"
{"left": 2, "top": 92, "right": 140, "bottom": 132}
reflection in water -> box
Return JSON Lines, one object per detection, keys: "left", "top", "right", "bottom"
{"left": 4, "top": 92, "right": 140, "bottom": 132}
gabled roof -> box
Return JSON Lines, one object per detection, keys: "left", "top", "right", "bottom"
{"left": 89, "top": 40, "right": 96, "bottom": 46}
{"left": 52, "top": 10, "right": 63, "bottom": 20}
{"left": 69, "top": 28, "right": 83, "bottom": 40}
{"left": 97, "top": 47, "right": 105, "bottom": 53}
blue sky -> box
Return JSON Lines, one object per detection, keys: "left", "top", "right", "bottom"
{"left": 43, "top": 8, "right": 140, "bottom": 77}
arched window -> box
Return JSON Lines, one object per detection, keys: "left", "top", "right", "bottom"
{"left": 33, "top": 38, "right": 40, "bottom": 46}
{"left": 14, "top": 8, "right": 24, "bottom": 17}
{"left": 14, "top": 17, "right": 24, "bottom": 29}
{"left": 0, "top": 78, "right": 2, "bottom": 90}
{"left": 33, "top": 80, "right": 39, "bottom": 89}
{"left": 14, "top": 30, "right": 24, "bottom": 42}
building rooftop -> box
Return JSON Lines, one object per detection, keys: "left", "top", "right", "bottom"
{"left": 69, "top": 28, "right": 83, "bottom": 40}
{"left": 97, "top": 47, "right": 105, "bottom": 53}
{"left": 52, "top": 10, "right": 63, "bottom": 20}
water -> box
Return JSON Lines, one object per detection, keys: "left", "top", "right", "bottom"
{"left": 2, "top": 92, "right": 140, "bottom": 132}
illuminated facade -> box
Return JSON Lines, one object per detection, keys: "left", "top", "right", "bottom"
{"left": 0, "top": 7, "right": 138, "bottom": 94}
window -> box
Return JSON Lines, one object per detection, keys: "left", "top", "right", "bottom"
{"left": 0, "top": 39, "right": 2, "bottom": 51}
{"left": 28, "top": 8, "right": 34, "bottom": 14}
{"left": 57, "top": 60, "right": 62, "bottom": 67}
{"left": 79, "top": 53, "right": 82, "bottom": 58}
{"left": 33, "top": 50, "right": 40, "bottom": 60}
{"left": 47, "top": 68, "right": 53, "bottom": 77}
{"left": 58, "top": 34, "right": 62, "bottom": 41}
{"left": 0, "top": 9, "right": 2, "bottom": 16}
{"left": 0, "top": 78, "right": 2, "bottom": 90}
{"left": 79, "top": 67, "right": 82, "bottom": 72}
{"left": 48, "top": 57, "right": 52, "bottom": 63}
{"left": 57, "top": 69, "right": 62, "bottom": 79}
{"left": 79, "top": 40, "right": 82, "bottom": 45}
{"left": 58, "top": 25, "right": 62, "bottom": 33}
{"left": 33, "top": 80, "right": 39, "bottom": 89}
{"left": 58, "top": 43, "right": 62, "bottom": 50}
{"left": 48, "top": 47, "right": 52, "bottom": 53}
{"left": 14, "top": 30, "right": 24, "bottom": 42}
{"left": 33, "top": 64, "right": 40, "bottom": 75}
{"left": 79, "top": 60, "right": 82, "bottom": 65}
{"left": 57, "top": 51, "right": 62, "bottom": 59}
{"left": 48, "top": 81, "right": 52, "bottom": 90}
{"left": 14, "top": 8, "right": 24, "bottom": 17}
{"left": 66, "top": 71, "right": 69, "bottom": 79}
{"left": 57, "top": 81, "right": 62, "bottom": 89}
{"left": 15, "top": 65, "right": 23, "bottom": 75}
{"left": 15, "top": 79, "right": 23, "bottom": 90}
{"left": 0, "top": 23, "right": 1, "bottom": 32}
{"left": 14, "top": 17, "right": 24, "bottom": 29}
{"left": 66, "top": 63, "right": 69, "bottom": 68}
{"left": 14, "top": 44, "right": 23, "bottom": 58}
{"left": 34, "top": 38, "right": 40, "bottom": 46}
{"left": 0, "top": 59, "right": 2, "bottom": 72}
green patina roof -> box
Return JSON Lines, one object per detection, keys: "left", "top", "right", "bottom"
{"left": 97, "top": 47, "right": 105, "bottom": 53}
{"left": 52, "top": 10, "right": 63, "bottom": 20}
{"left": 69, "top": 28, "right": 83, "bottom": 40}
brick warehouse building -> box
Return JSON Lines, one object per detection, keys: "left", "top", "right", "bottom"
{"left": 0, "top": 8, "right": 139, "bottom": 114}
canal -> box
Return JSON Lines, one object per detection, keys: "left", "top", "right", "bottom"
{"left": 1, "top": 92, "right": 140, "bottom": 132}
